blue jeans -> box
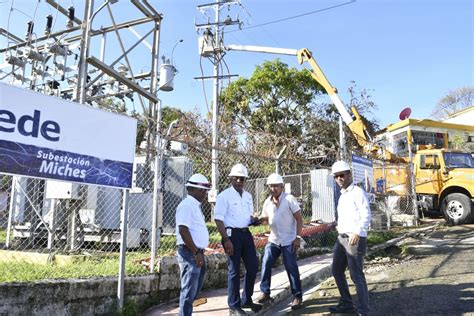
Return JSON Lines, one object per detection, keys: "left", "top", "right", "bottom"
{"left": 227, "top": 229, "right": 258, "bottom": 309}
{"left": 332, "top": 235, "right": 369, "bottom": 315}
{"left": 177, "top": 245, "right": 206, "bottom": 316}
{"left": 260, "top": 242, "right": 302, "bottom": 298}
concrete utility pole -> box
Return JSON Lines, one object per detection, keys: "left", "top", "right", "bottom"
{"left": 211, "top": 2, "right": 221, "bottom": 201}
{"left": 195, "top": 1, "right": 241, "bottom": 199}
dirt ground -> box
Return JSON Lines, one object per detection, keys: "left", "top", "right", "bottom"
{"left": 274, "top": 221, "right": 474, "bottom": 315}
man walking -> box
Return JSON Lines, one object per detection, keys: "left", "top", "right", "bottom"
{"left": 329, "top": 161, "right": 371, "bottom": 316}
{"left": 176, "top": 173, "right": 211, "bottom": 316}
{"left": 215, "top": 163, "right": 262, "bottom": 316}
{"left": 257, "top": 173, "right": 304, "bottom": 310}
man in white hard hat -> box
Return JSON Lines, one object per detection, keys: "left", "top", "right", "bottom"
{"left": 215, "top": 163, "right": 262, "bottom": 315}
{"left": 176, "top": 173, "right": 211, "bottom": 316}
{"left": 256, "top": 173, "right": 304, "bottom": 310}
{"left": 329, "top": 161, "right": 371, "bottom": 316}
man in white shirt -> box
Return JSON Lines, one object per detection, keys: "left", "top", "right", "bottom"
{"left": 329, "top": 161, "right": 371, "bottom": 316}
{"left": 257, "top": 173, "right": 304, "bottom": 310}
{"left": 215, "top": 163, "right": 262, "bottom": 316}
{"left": 176, "top": 173, "right": 211, "bottom": 316}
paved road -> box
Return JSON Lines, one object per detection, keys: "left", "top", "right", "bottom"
{"left": 268, "top": 223, "right": 474, "bottom": 315}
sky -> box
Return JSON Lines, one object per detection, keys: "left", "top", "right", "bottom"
{"left": 1, "top": 0, "right": 473, "bottom": 129}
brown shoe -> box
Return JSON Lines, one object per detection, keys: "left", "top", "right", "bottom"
{"left": 291, "top": 297, "right": 303, "bottom": 310}
{"left": 256, "top": 293, "right": 272, "bottom": 304}
{"left": 192, "top": 297, "right": 207, "bottom": 307}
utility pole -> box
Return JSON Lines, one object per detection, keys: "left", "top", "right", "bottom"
{"left": 195, "top": 1, "right": 241, "bottom": 199}
{"left": 211, "top": 3, "right": 221, "bottom": 201}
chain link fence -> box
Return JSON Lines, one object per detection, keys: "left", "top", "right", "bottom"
{"left": 371, "top": 162, "right": 418, "bottom": 229}
{"left": 0, "top": 138, "right": 421, "bottom": 284}
{"left": 0, "top": 138, "right": 425, "bottom": 287}
{"left": 0, "top": 137, "right": 337, "bottom": 283}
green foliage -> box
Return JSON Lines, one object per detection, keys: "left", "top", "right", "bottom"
{"left": 219, "top": 60, "right": 380, "bottom": 161}
{"left": 367, "top": 230, "right": 399, "bottom": 246}
{"left": 115, "top": 299, "right": 139, "bottom": 316}
{"left": 450, "top": 132, "right": 473, "bottom": 151}
{"left": 0, "top": 175, "right": 12, "bottom": 190}
{"left": 220, "top": 59, "right": 322, "bottom": 139}
{"left": 96, "top": 97, "right": 127, "bottom": 114}
{"left": 0, "top": 252, "right": 150, "bottom": 283}
{"left": 0, "top": 228, "right": 6, "bottom": 243}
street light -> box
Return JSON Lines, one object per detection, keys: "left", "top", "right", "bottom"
{"left": 170, "top": 39, "right": 183, "bottom": 65}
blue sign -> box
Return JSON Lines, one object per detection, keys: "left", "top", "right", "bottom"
{"left": 0, "top": 140, "right": 133, "bottom": 188}
{"left": 0, "top": 83, "right": 137, "bottom": 188}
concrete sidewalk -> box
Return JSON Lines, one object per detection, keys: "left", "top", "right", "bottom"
{"left": 143, "top": 253, "right": 333, "bottom": 316}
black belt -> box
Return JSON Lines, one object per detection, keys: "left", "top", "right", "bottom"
{"left": 227, "top": 227, "right": 250, "bottom": 233}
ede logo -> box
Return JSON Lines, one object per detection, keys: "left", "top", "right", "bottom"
{"left": 0, "top": 109, "right": 60, "bottom": 142}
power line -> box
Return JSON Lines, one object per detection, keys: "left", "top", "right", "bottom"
{"left": 226, "top": 0, "right": 356, "bottom": 33}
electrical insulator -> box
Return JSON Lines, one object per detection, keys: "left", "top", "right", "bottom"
{"left": 6, "top": 55, "right": 26, "bottom": 67}
{"left": 25, "top": 21, "right": 34, "bottom": 40}
{"left": 47, "top": 80, "right": 60, "bottom": 90}
{"left": 45, "top": 15, "right": 53, "bottom": 34}
{"left": 25, "top": 47, "right": 46, "bottom": 62}
{"left": 67, "top": 7, "right": 75, "bottom": 28}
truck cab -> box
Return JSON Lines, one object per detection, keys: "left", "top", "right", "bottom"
{"left": 415, "top": 149, "right": 474, "bottom": 224}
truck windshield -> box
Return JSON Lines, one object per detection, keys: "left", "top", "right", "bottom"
{"left": 444, "top": 152, "right": 474, "bottom": 168}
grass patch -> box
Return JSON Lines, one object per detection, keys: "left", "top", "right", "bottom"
{"left": 367, "top": 230, "right": 402, "bottom": 246}
{"left": 0, "top": 228, "right": 6, "bottom": 243}
{"left": 0, "top": 251, "right": 150, "bottom": 283}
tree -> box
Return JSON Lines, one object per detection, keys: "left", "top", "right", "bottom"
{"left": 219, "top": 59, "right": 324, "bottom": 158}
{"left": 219, "top": 60, "right": 380, "bottom": 161}
{"left": 431, "top": 86, "right": 474, "bottom": 120}
{"left": 220, "top": 59, "right": 323, "bottom": 138}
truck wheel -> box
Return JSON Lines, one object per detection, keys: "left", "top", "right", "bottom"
{"left": 441, "top": 193, "right": 473, "bottom": 225}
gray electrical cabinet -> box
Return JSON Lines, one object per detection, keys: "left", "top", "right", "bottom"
{"left": 161, "top": 156, "right": 193, "bottom": 234}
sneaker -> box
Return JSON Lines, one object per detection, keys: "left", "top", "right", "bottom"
{"left": 256, "top": 293, "right": 272, "bottom": 304}
{"left": 290, "top": 297, "right": 303, "bottom": 310}
{"left": 328, "top": 304, "right": 356, "bottom": 314}
{"left": 241, "top": 301, "right": 263, "bottom": 312}
{"left": 229, "top": 307, "right": 249, "bottom": 315}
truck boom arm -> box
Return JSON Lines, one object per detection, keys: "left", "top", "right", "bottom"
{"left": 296, "top": 48, "right": 371, "bottom": 148}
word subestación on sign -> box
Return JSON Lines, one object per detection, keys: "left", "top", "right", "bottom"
{"left": 0, "top": 83, "right": 137, "bottom": 189}
{"left": 37, "top": 150, "right": 89, "bottom": 179}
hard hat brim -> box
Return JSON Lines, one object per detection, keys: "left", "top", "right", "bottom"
{"left": 185, "top": 182, "right": 211, "bottom": 190}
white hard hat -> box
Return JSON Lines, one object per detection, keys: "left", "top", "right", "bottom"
{"left": 185, "top": 173, "right": 211, "bottom": 190}
{"left": 331, "top": 161, "right": 351, "bottom": 175}
{"left": 267, "top": 173, "right": 284, "bottom": 185}
{"left": 229, "top": 163, "right": 249, "bottom": 178}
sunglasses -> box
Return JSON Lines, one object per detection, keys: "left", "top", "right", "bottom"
{"left": 232, "top": 176, "right": 246, "bottom": 182}
{"left": 333, "top": 173, "right": 348, "bottom": 179}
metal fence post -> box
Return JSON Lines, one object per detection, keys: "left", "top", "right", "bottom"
{"left": 5, "top": 176, "right": 17, "bottom": 248}
{"left": 117, "top": 189, "right": 129, "bottom": 311}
